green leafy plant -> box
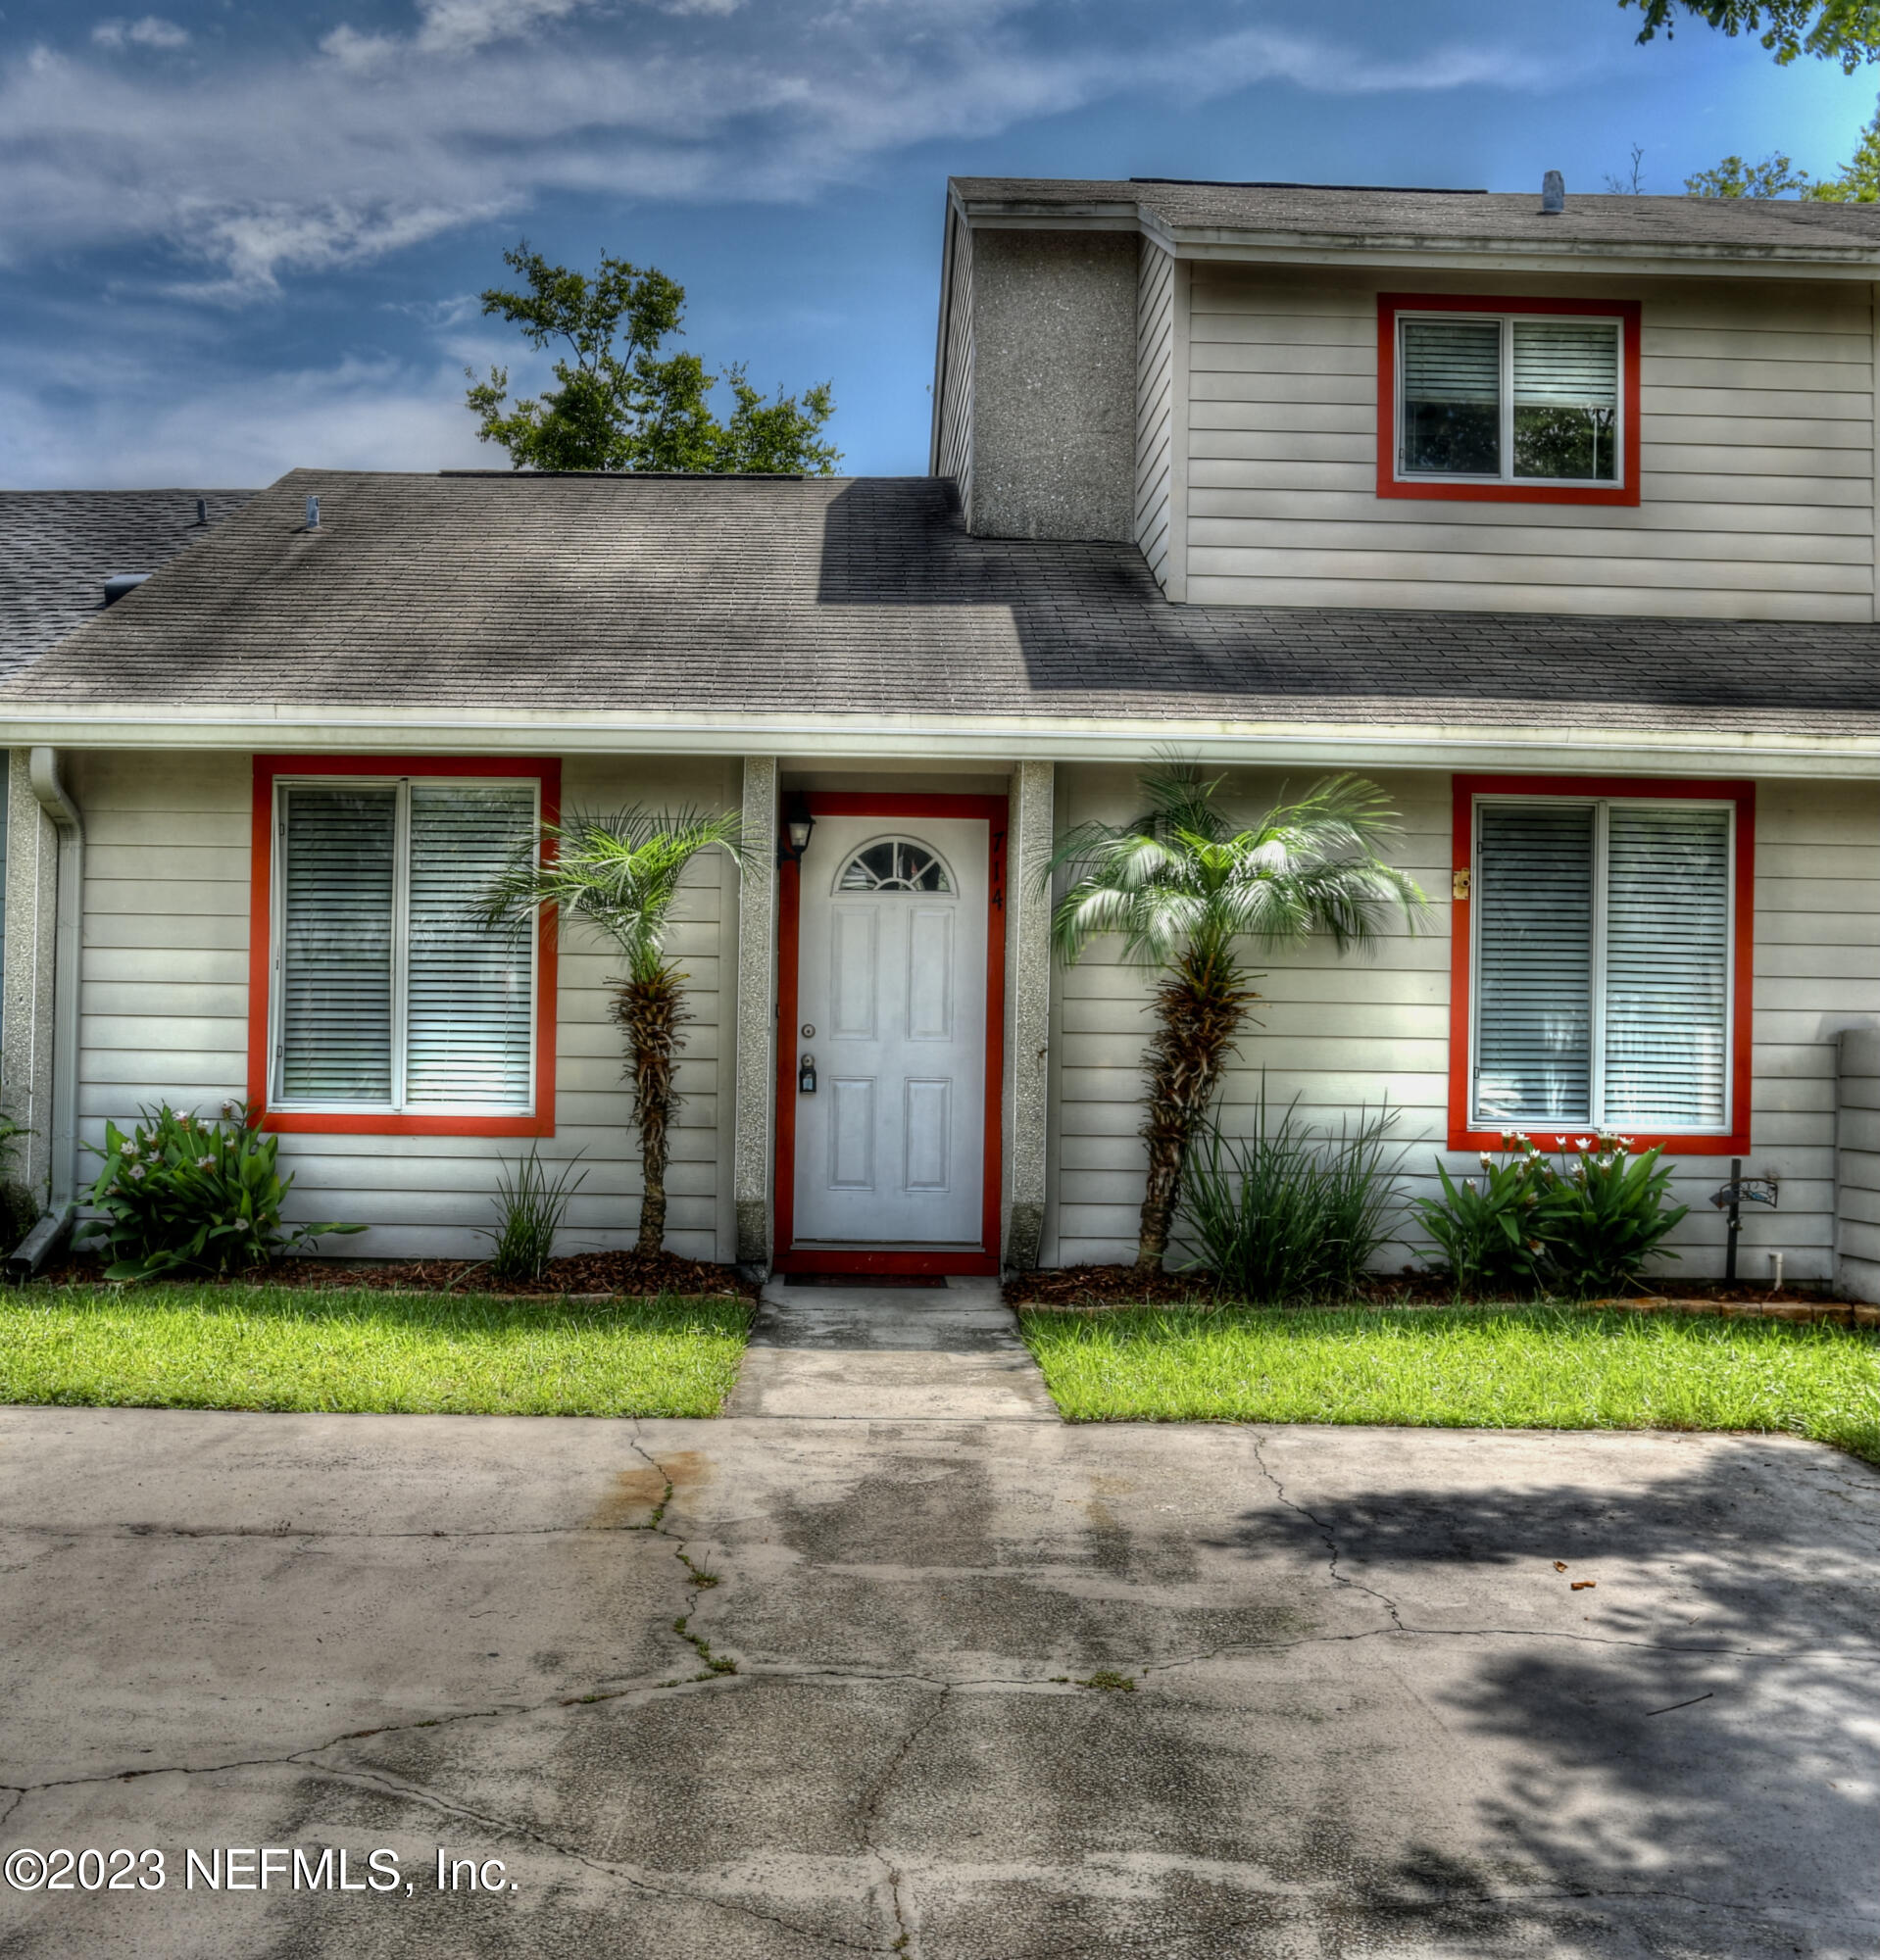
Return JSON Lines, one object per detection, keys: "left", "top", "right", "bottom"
{"left": 1047, "top": 758, "right": 1427, "bottom": 1272}
{"left": 483, "top": 1148, "right": 588, "bottom": 1284}
{"left": 80, "top": 1102, "right": 362, "bottom": 1281}
{"left": 1539, "top": 1137, "right": 1690, "bottom": 1296}
{"left": 1411, "top": 1141, "right": 1556, "bottom": 1296}
{"left": 1412, "top": 1131, "right": 1689, "bottom": 1298}
{"left": 1178, "top": 1085, "right": 1405, "bottom": 1303}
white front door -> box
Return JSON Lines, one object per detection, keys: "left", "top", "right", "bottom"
{"left": 792, "top": 815, "right": 988, "bottom": 1246}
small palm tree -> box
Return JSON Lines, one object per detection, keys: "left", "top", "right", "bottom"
{"left": 480, "top": 807, "right": 746, "bottom": 1256}
{"left": 1049, "top": 760, "right": 1427, "bottom": 1272}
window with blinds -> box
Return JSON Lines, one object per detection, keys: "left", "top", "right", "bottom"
{"left": 1472, "top": 799, "right": 1732, "bottom": 1133}
{"left": 1399, "top": 312, "right": 1621, "bottom": 485}
{"left": 275, "top": 778, "right": 537, "bottom": 1111}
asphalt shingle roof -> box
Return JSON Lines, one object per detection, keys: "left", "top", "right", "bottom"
{"left": 950, "top": 176, "right": 1880, "bottom": 257}
{"left": 0, "top": 490, "right": 256, "bottom": 679}
{"left": 5, "top": 469, "right": 1876, "bottom": 737}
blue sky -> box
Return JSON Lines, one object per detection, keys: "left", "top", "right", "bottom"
{"left": 0, "top": 0, "right": 1866, "bottom": 487}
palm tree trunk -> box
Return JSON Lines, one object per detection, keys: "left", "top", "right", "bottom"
{"left": 1137, "top": 948, "right": 1257, "bottom": 1272}
{"left": 614, "top": 968, "right": 691, "bottom": 1257}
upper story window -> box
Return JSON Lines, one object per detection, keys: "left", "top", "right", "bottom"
{"left": 1379, "top": 295, "right": 1641, "bottom": 508}
{"left": 250, "top": 757, "right": 560, "bottom": 1138}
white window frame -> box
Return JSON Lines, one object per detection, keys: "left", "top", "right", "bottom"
{"left": 1467, "top": 793, "right": 1735, "bottom": 1137}
{"left": 1396, "top": 310, "right": 1626, "bottom": 491}
{"left": 269, "top": 773, "right": 541, "bottom": 1117}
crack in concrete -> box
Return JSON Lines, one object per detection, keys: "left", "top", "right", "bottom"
{"left": 314, "top": 1759, "right": 894, "bottom": 1955}
{"left": 851, "top": 1688, "right": 953, "bottom": 1958}
{"left": 1248, "top": 1432, "right": 1410, "bottom": 1631}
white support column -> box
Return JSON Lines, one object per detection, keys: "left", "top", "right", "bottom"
{"left": 2, "top": 751, "right": 58, "bottom": 1203}
{"left": 733, "top": 758, "right": 778, "bottom": 1270}
{"left": 1004, "top": 760, "right": 1054, "bottom": 1271}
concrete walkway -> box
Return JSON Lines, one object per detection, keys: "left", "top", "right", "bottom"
{"left": 725, "top": 1276, "right": 1060, "bottom": 1421}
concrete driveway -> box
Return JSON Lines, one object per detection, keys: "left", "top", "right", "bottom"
{"left": 1, "top": 1406, "right": 1877, "bottom": 1958}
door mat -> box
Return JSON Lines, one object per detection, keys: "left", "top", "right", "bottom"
{"left": 786, "top": 1273, "right": 949, "bottom": 1290}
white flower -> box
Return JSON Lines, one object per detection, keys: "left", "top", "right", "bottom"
{"left": 196, "top": 1155, "right": 216, "bottom": 1171}
{"left": 121, "top": 1144, "right": 139, "bottom": 1162}
{"left": 1478, "top": 1151, "right": 1495, "bottom": 1167}
{"left": 1573, "top": 1138, "right": 1592, "bottom": 1152}
{"left": 127, "top": 1163, "right": 146, "bottom": 1182}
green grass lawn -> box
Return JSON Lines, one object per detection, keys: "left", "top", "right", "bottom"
{"left": 1019, "top": 1303, "right": 1880, "bottom": 1464}
{"left": 0, "top": 1286, "right": 752, "bottom": 1417}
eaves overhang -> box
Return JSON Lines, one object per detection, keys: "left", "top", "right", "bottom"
{"left": 5, "top": 702, "right": 1877, "bottom": 780}
{"left": 950, "top": 189, "right": 1880, "bottom": 282}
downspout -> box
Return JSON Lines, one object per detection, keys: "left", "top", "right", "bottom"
{"left": 27, "top": 747, "right": 82, "bottom": 1210}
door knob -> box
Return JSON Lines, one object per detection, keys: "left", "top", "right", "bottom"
{"left": 798, "top": 1054, "right": 817, "bottom": 1095}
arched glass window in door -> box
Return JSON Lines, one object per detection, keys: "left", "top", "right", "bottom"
{"left": 835, "top": 839, "right": 953, "bottom": 894}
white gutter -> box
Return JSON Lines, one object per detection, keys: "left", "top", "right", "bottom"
{"left": 1, "top": 706, "right": 1876, "bottom": 779}
{"left": 27, "top": 748, "right": 83, "bottom": 1208}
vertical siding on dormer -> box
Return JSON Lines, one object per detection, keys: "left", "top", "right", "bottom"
{"left": 1183, "top": 266, "right": 1875, "bottom": 622}
{"left": 1134, "top": 242, "right": 1175, "bottom": 592}
{"left": 934, "top": 216, "right": 975, "bottom": 519}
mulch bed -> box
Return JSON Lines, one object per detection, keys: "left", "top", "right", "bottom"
{"left": 1005, "top": 1263, "right": 1868, "bottom": 1326}
{"left": 32, "top": 1249, "right": 758, "bottom": 1301}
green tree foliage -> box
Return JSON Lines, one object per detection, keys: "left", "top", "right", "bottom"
{"left": 1684, "top": 95, "right": 1880, "bottom": 199}
{"left": 466, "top": 242, "right": 840, "bottom": 473}
{"left": 1684, "top": 152, "right": 1815, "bottom": 195}
{"left": 1622, "top": 0, "right": 1880, "bottom": 70}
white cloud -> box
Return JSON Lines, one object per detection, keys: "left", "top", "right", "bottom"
{"left": 90, "top": 17, "right": 190, "bottom": 51}
{"left": 0, "top": 7, "right": 1559, "bottom": 297}
{"left": 0, "top": 351, "right": 490, "bottom": 488}
{"left": 414, "top": 0, "right": 599, "bottom": 55}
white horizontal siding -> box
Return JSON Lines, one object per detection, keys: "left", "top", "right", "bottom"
{"left": 70, "top": 750, "right": 739, "bottom": 1265}
{"left": 1183, "top": 266, "right": 1875, "bottom": 622}
{"left": 1046, "top": 764, "right": 1880, "bottom": 1284}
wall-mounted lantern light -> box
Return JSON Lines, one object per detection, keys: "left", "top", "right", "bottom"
{"left": 779, "top": 791, "right": 816, "bottom": 867}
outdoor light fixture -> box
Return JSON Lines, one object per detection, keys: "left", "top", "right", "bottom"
{"left": 779, "top": 792, "right": 816, "bottom": 866}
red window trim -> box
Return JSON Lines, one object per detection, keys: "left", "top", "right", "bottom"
{"left": 772, "top": 792, "right": 1008, "bottom": 1278}
{"left": 1449, "top": 774, "right": 1754, "bottom": 1158}
{"left": 248, "top": 755, "right": 561, "bottom": 1138}
{"left": 1377, "top": 293, "right": 1643, "bottom": 507}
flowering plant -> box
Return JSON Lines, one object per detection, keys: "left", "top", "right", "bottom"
{"left": 1413, "top": 1130, "right": 1687, "bottom": 1297}
{"left": 1538, "top": 1132, "right": 1688, "bottom": 1296}
{"left": 80, "top": 1102, "right": 362, "bottom": 1281}
{"left": 1410, "top": 1132, "right": 1555, "bottom": 1294}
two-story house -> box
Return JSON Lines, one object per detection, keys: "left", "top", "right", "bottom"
{"left": 3, "top": 177, "right": 1877, "bottom": 1295}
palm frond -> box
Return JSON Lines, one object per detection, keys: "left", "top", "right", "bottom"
{"left": 477, "top": 803, "right": 748, "bottom": 975}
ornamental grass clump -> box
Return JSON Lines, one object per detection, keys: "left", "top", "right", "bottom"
{"left": 80, "top": 1102, "right": 362, "bottom": 1281}
{"left": 1178, "top": 1087, "right": 1405, "bottom": 1304}
{"left": 1411, "top": 1131, "right": 1689, "bottom": 1298}
{"left": 483, "top": 1148, "right": 588, "bottom": 1284}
